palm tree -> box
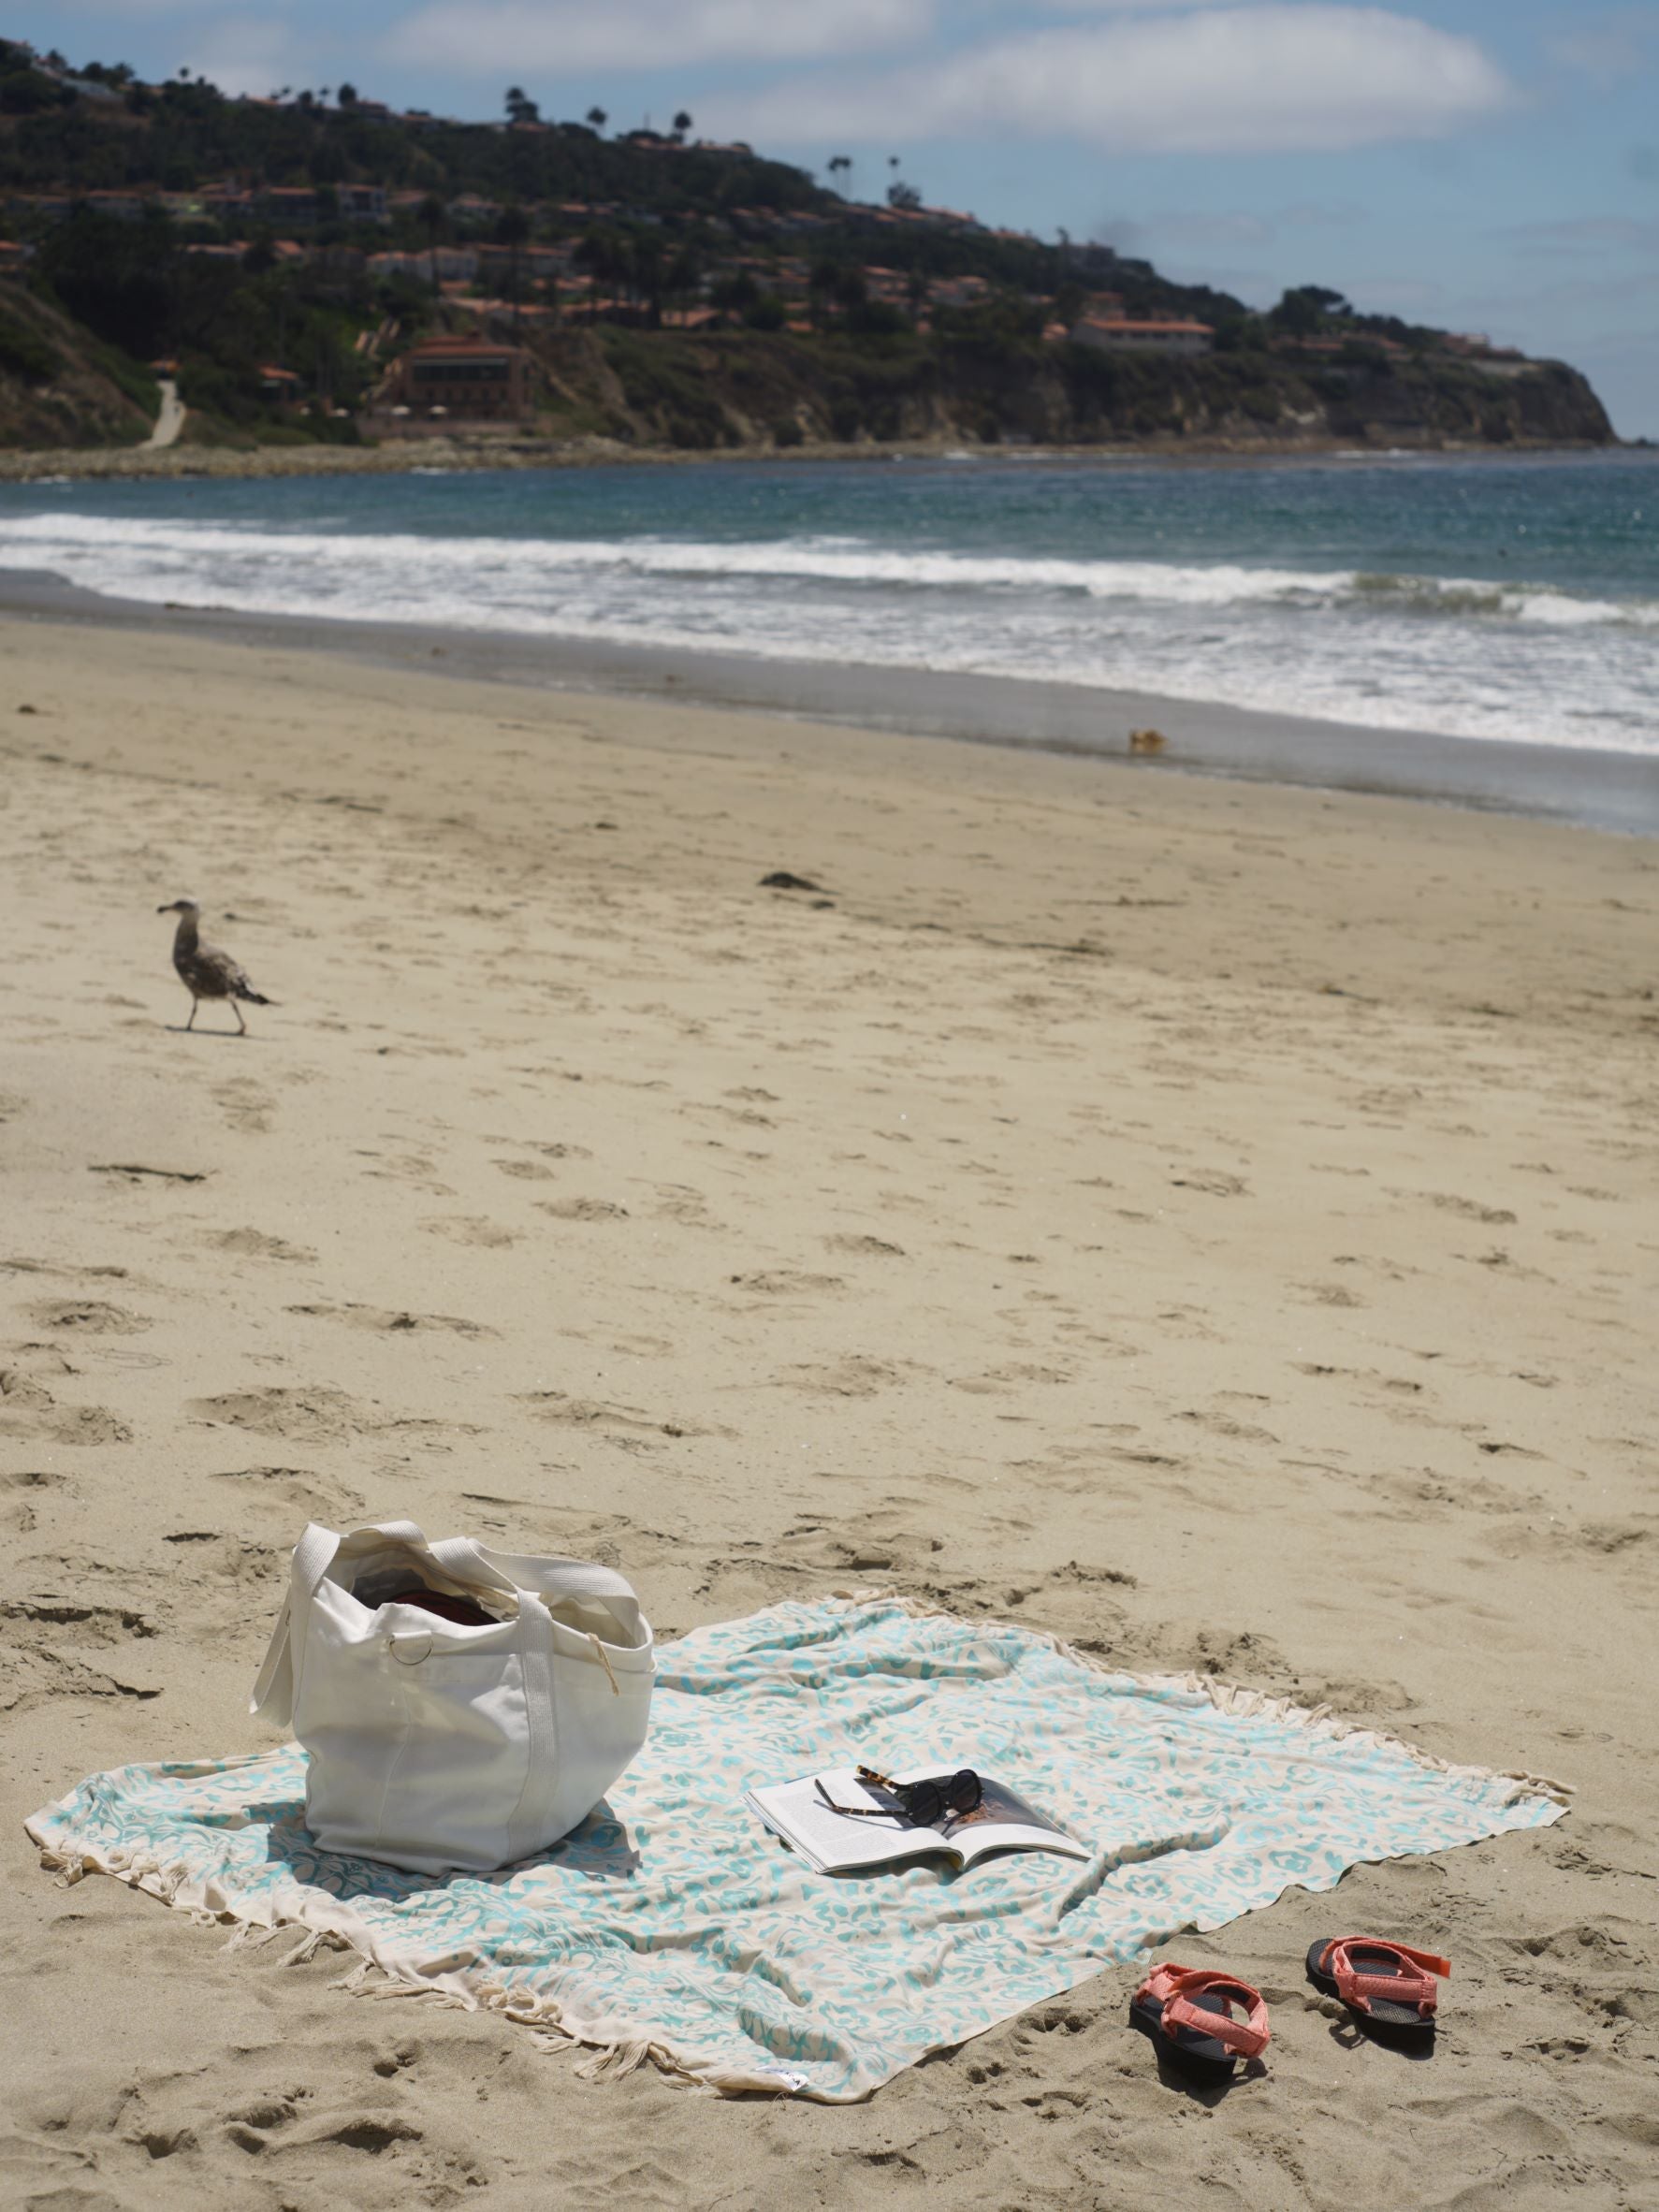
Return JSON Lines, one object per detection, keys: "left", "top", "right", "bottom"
{"left": 672, "top": 109, "right": 692, "bottom": 141}
{"left": 586, "top": 106, "right": 607, "bottom": 131}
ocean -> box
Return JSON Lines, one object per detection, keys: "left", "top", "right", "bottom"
{"left": 4, "top": 448, "right": 1657, "bottom": 761}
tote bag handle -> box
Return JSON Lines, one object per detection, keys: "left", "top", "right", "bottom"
{"left": 250, "top": 1519, "right": 341, "bottom": 1724}
{"left": 250, "top": 1518, "right": 523, "bottom": 1721}
{"left": 249, "top": 1521, "right": 647, "bottom": 1723}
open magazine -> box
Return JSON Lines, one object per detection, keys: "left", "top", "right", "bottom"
{"left": 747, "top": 1765, "right": 1088, "bottom": 1875}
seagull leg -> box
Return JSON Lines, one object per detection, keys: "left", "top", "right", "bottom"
{"left": 232, "top": 1000, "right": 247, "bottom": 1037}
{"left": 185, "top": 997, "right": 197, "bottom": 1031}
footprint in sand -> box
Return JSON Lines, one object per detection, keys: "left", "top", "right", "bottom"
{"left": 211, "top": 1077, "right": 275, "bottom": 1134}
{"left": 650, "top": 1187, "right": 721, "bottom": 1229}
{"left": 535, "top": 1199, "right": 628, "bottom": 1223}
{"left": 490, "top": 1140, "right": 592, "bottom": 1162}
{"left": 192, "top": 1387, "right": 478, "bottom": 1447}
{"left": 210, "top": 1229, "right": 318, "bottom": 1263}
{"left": 951, "top": 1363, "right": 1075, "bottom": 1394}
{"left": 23, "top": 1299, "right": 150, "bottom": 1335}
{"left": 516, "top": 1390, "right": 707, "bottom": 1441}
{"left": 0, "top": 1370, "right": 133, "bottom": 1445}
{"left": 777, "top": 1355, "right": 910, "bottom": 1397}
{"left": 824, "top": 1234, "right": 907, "bottom": 1258}
{"left": 210, "top": 1465, "right": 368, "bottom": 1522}
{"left": 728, "top": 1270, "right": 846, "bottom": 1297}
{"left": 419, "top": 1216, "right": 518, "bottom": 1246}
{"left": 188, "top": 1387, "right": 366, "bottom": 1444}
{"left": 1406, "top": 1190, "right": 1520, "bottom": 1225}
{"left": 1, "top": 1466, "right": 70, "bottom": 1534}
{"left": 0, "top": 1594, "right": 165, "bottom": 1710}
{"left": 286, "top": 1302, "right": 498, "bottom": 1337}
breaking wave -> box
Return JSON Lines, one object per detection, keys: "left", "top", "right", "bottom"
{"left": 3, "top": 512, "right": 1656, "bottom": 630}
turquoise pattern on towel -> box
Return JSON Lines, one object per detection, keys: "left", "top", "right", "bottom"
{"left": 26, "top": 1596, "right": 1562, "bottom": 2100}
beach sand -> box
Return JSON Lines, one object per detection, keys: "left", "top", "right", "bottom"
{"left": 1, "top": 613, "right": 1654, "bottom": 2209}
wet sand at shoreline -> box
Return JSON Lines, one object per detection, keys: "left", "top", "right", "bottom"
{"left": 4, "top": 567, "right": 1656, "bottom": 837}
{"left": 1, "top": 612, "right": 1655, "bottom": 2208}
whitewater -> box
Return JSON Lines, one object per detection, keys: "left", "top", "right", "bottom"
{"left": 3, "top": 450, "right": 1656, "bottom": 757}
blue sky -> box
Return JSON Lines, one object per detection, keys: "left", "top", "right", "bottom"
{"left": 30, "top": 1, "right": 1659, "bottom": 432}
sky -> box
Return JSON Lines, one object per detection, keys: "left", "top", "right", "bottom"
{"left": 27, "top": 1, "right": 1659, "bottom": 433}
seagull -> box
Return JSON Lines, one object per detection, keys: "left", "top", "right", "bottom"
{"left": 156, "top": 897, "right": 274, "bottom": 1035}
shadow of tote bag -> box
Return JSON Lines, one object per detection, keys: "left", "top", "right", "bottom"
{"left": 250, "top": 1518, "right": 655, "bottom": 1875}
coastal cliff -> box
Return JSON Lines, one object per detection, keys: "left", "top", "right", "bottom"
{"left": 0, "top": 306, "right": 1615, "bottom": 476}
{"left": 548, "top": 327, "right": 1615, "bottom": 453}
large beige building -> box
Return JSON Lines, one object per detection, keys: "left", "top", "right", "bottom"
{"left": 386, "top": 336, "right": 537, "bottom": 420}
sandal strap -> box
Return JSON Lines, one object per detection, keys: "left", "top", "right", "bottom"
{"left": 1323, "top": 1938, "right": 1449, "bottom": 2015}
{"left": 1139, "top": 1964, "right": 1271, "bottom": 2058}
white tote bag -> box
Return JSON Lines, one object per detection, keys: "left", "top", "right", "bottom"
{"left": 250, "top": 1518, "right": 654, "bottom": 1875}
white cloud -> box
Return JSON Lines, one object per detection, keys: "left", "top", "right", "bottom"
{"left": 711, "top": 8, "right": 1518, "bottom": 156}
{"left": 176, "top": 16, "right": 297, "bottom": 95}
{"left": 386, "top": 0, "right": 932, "bottom": 77}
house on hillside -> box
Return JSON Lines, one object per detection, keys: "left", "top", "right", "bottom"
{"left": 337, "top": 183, "right": 388, "bottom": 225}
{"left": 448, "top": 196, "right": 502, "bottom": 230}
{"left": 369, "top": 246, "right": 480, "bottom": 284}
{"left": 1070, "top": 315, "right": 1213, "bottom": 357}
{"left": 381, "top": 335, "right": 536, "bottom": 421}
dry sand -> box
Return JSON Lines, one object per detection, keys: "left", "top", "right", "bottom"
{"left": 0, "top": 613, "right": 1655, "bottom": 2210}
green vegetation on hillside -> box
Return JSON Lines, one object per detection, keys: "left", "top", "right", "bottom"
{"left": 0, "top": 39, "right": 1617, "bottom": 454}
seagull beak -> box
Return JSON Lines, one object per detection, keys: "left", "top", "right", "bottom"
{"left": 156, "top": 902, "right": 176, "bottom": 913}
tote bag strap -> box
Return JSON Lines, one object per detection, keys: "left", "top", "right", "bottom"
{"left": 475, "top": 1546, "right": 646, "bottom": 1642}
{"left": 248, "top": 1521, "right": 646, "bottom": 1724}
{"left": 248, "top": 1519, "right": 342, "bottom": 1724}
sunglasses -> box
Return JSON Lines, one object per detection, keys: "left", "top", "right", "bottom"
{"left": 815, "top": 1765, "right": 983, "bottom": 1827}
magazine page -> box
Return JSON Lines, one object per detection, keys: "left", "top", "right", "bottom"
{"left": 912, "top": 1773, "right": 1087, "bottom": 1868}
{"left": 749, "top": 1767, "right": 1087, "bottom": 1875}
{"left": 749, "top": 1769, "right": 947, "bottom": 1874}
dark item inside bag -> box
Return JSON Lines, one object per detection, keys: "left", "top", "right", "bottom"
{"left": 384, "top": 1586, "right": 498, "bottom": 1628}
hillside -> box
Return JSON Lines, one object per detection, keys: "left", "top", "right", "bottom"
{"left": 0, "top": 40, "right": 1617, "bottom": 458}
{"left": 0, "top": 282, "right": 156, "bottom": 445}
{"left": 562, "top": 327, "right": 1611, "bottom": 452}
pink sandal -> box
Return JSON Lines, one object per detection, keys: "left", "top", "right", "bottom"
{"left": 1130, "top": 1962, "right": 1270, "bottom": 2081}
{"left": 1306, "top": 1936, "right": 1449, "bottom": 2037}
